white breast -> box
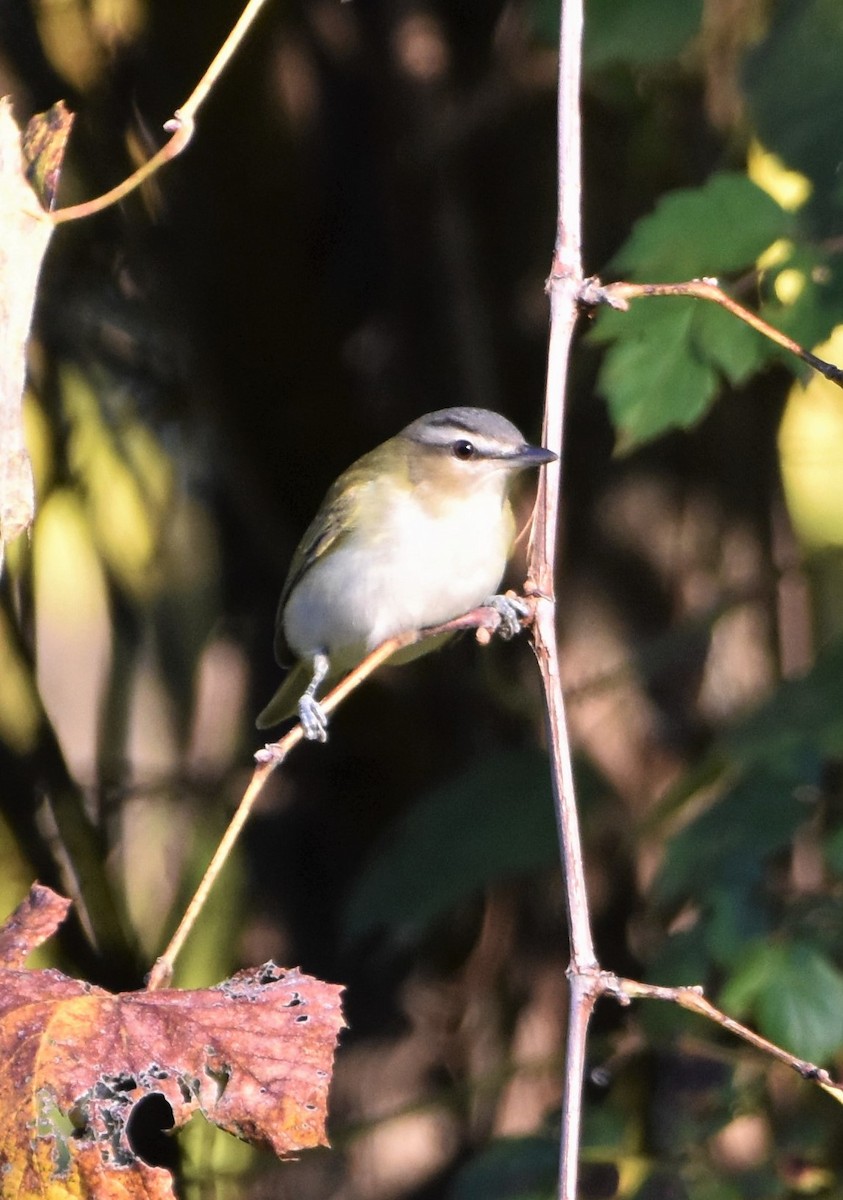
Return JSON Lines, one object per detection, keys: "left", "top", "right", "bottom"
{"left": 283, "top": 479, "right": 512, "bottom": 663}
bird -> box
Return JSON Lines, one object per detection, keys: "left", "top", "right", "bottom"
{"left": 256, "top": 406, "right": 556, "bottom": 741}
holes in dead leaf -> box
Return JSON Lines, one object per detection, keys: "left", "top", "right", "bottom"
{"left": 126, "top": 1092, "right": 178, "bottom": 1170}
{"left": 284, "top": 992, "right": 302, "bottom": 1007}
{"left": 204, "top": 1059, "right": 231, "bottom": 1100}
{"left": 258, "top": 963, "right": 285, "bottom": 985}
{"left": 94, "top": 1072, "right": 137, "bottom": 1099}
{"left": 295, "top": 1014, "right": 309, "bottom": 1023}
{"left": 142, "top": 1063, "right": 170, "bottom": 1083}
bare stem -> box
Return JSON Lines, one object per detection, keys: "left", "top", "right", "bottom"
{"left": 52, "top": 0, "right": 273, "bottom": 225}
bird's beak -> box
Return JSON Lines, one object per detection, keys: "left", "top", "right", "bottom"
{"left": 506, "top": 444, "right": 558, "bottom": 468}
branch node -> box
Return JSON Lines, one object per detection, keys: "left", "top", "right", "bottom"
{"left": 799, "top": 1063, "right": 826, "bottom": 1082}
{"left": 596, "top": 970, "right": 631, "bottom": 1005}
{"left": 544, "top": 251, "right": 581, "bottom": 294}
{"left": 255, "top": 743, "right": 286, "bottom": 765}
{"left": 147, "top": 957, "right": 173, "bottom": 991}
{"left": 578, "top": 275, "right": 623, "bottom": 309}
{"left": 163, "top": 110, "right": 185, "bottom": 134}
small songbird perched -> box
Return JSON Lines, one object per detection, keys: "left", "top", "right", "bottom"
{"left": 257, "top": 406, "right": 556, "bottom": 741}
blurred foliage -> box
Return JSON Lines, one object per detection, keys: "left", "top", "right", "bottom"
{"left": 3, "top": 0, "right": 843, "bottom": 1198}
{"left": 343, "top": 750, "right": 558, "bottom": 944}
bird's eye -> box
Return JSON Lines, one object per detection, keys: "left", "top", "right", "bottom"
{"left": 452, "top": 439, "right": 475, "bottom": 461}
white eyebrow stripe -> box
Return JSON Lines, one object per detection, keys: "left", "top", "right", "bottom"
{"left": 409, "top": 425, "right": 513, "bottom": 455}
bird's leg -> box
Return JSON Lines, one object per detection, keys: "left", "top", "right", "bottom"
{"left": 298, "top": 652, "right": 331, "bottom": 742}
{"left": 483, "top": 593, "right": 531, "bottom": 640}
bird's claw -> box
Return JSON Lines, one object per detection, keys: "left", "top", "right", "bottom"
{"left": 485, "top": 594, "right": 530, "bottom": 640}
{"left": 299, "top": 694, "right": 329, "bottom": 742}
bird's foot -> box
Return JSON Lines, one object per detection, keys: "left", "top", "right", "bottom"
{"left": 484, "top": 593, "right": 531, "bottom": 640}
{"left": 299, "top": 694, "right": 329, "bottom": 742}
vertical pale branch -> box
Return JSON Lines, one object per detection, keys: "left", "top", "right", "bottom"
{"left": 528, "top": 0, "right": 593, "bottom": 969}
{"left": 525, "top": 0, "right": 599, "bottom": 1198}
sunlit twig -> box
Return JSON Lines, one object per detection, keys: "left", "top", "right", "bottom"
{"left": 591, "top": 276, "right": 843, "bottom": 387}
{"left": 52, "top": 0, "right": 273, "bottom": 225}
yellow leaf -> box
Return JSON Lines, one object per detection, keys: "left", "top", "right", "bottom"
{"left": 779, "top": 326, "right": 843, "bottom": 548}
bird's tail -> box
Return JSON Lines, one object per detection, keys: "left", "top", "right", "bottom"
{"left": 255, "top": 662, "right": 314, "bottom": 730}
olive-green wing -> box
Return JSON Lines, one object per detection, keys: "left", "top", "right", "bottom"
{"left": 260, "top": 476, "right": 362, "bottom": 727}
{"left": 272, "top": 447, "right": 390, "bottom": 664}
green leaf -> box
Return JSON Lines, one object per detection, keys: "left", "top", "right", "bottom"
{"left": 532, "top": 0, "right": 702, "bottom": 63}
{"left": 582, "top": 0, "right": 703, "bottom": 68}
{"left": 654, "top": 768, "right": 806, "bottom": 912}
{"left": 824, "top": 827, "right": 843, "bottom": 877}
{"left": 449, "top": 1137, "right": 558, "bottom": 1200}
{"left": 703, "top": 886, "right": 771, "bottom": 969}
{"left": 652, "top": 639, "right": 843, "bottom": 837}
{"left": 643, "top": 925, "right": 715, "bottom": 1039}
{"left": 342, "top": 751, "right": 558, "bottom": 944}
{"left": 721, "top": 940, "right": 843, "bottom": 1062}
{"left": 594, "top": 299, "right": 719, "bottom": 445}
{"left": 689, "top": 301, "right": 771, "bottom": 386}
{"left": 592, "top": 174, "right": 794, "bottom": 446}
{"left": 611, "top": 173, "right": 790, "bottom": 281}
{"left": 718, "top": 939, "right": 777, "bottom": 1014}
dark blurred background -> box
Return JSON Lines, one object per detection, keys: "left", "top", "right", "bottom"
{"left": 4, "top": 0, "right": 843, "bottom": 1196}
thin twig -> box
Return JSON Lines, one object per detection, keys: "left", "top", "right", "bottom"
{"left": 146, "top": 602, "right": 514, "bottom": 991}
{"left": 595, "top": 277, "right": 843, "bottom": 388}
{"left": 51, "top": 0, "right": 273, "bottom": 225}
{"left": 618, "top": 978, "right": 843, "bottom": 1104}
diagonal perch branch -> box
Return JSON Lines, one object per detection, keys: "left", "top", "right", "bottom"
{"left": 146, "top": 598, "right": 533, "bottom": 991}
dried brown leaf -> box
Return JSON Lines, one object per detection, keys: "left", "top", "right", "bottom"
{"left": 22, "top": 101, "right": 75, "bottom": 211}
{"left": 0, "top": 883, "right": 71, "bottom": 968}
{"left": 0, "top": 889, "right": 345, "bottom": 1199}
